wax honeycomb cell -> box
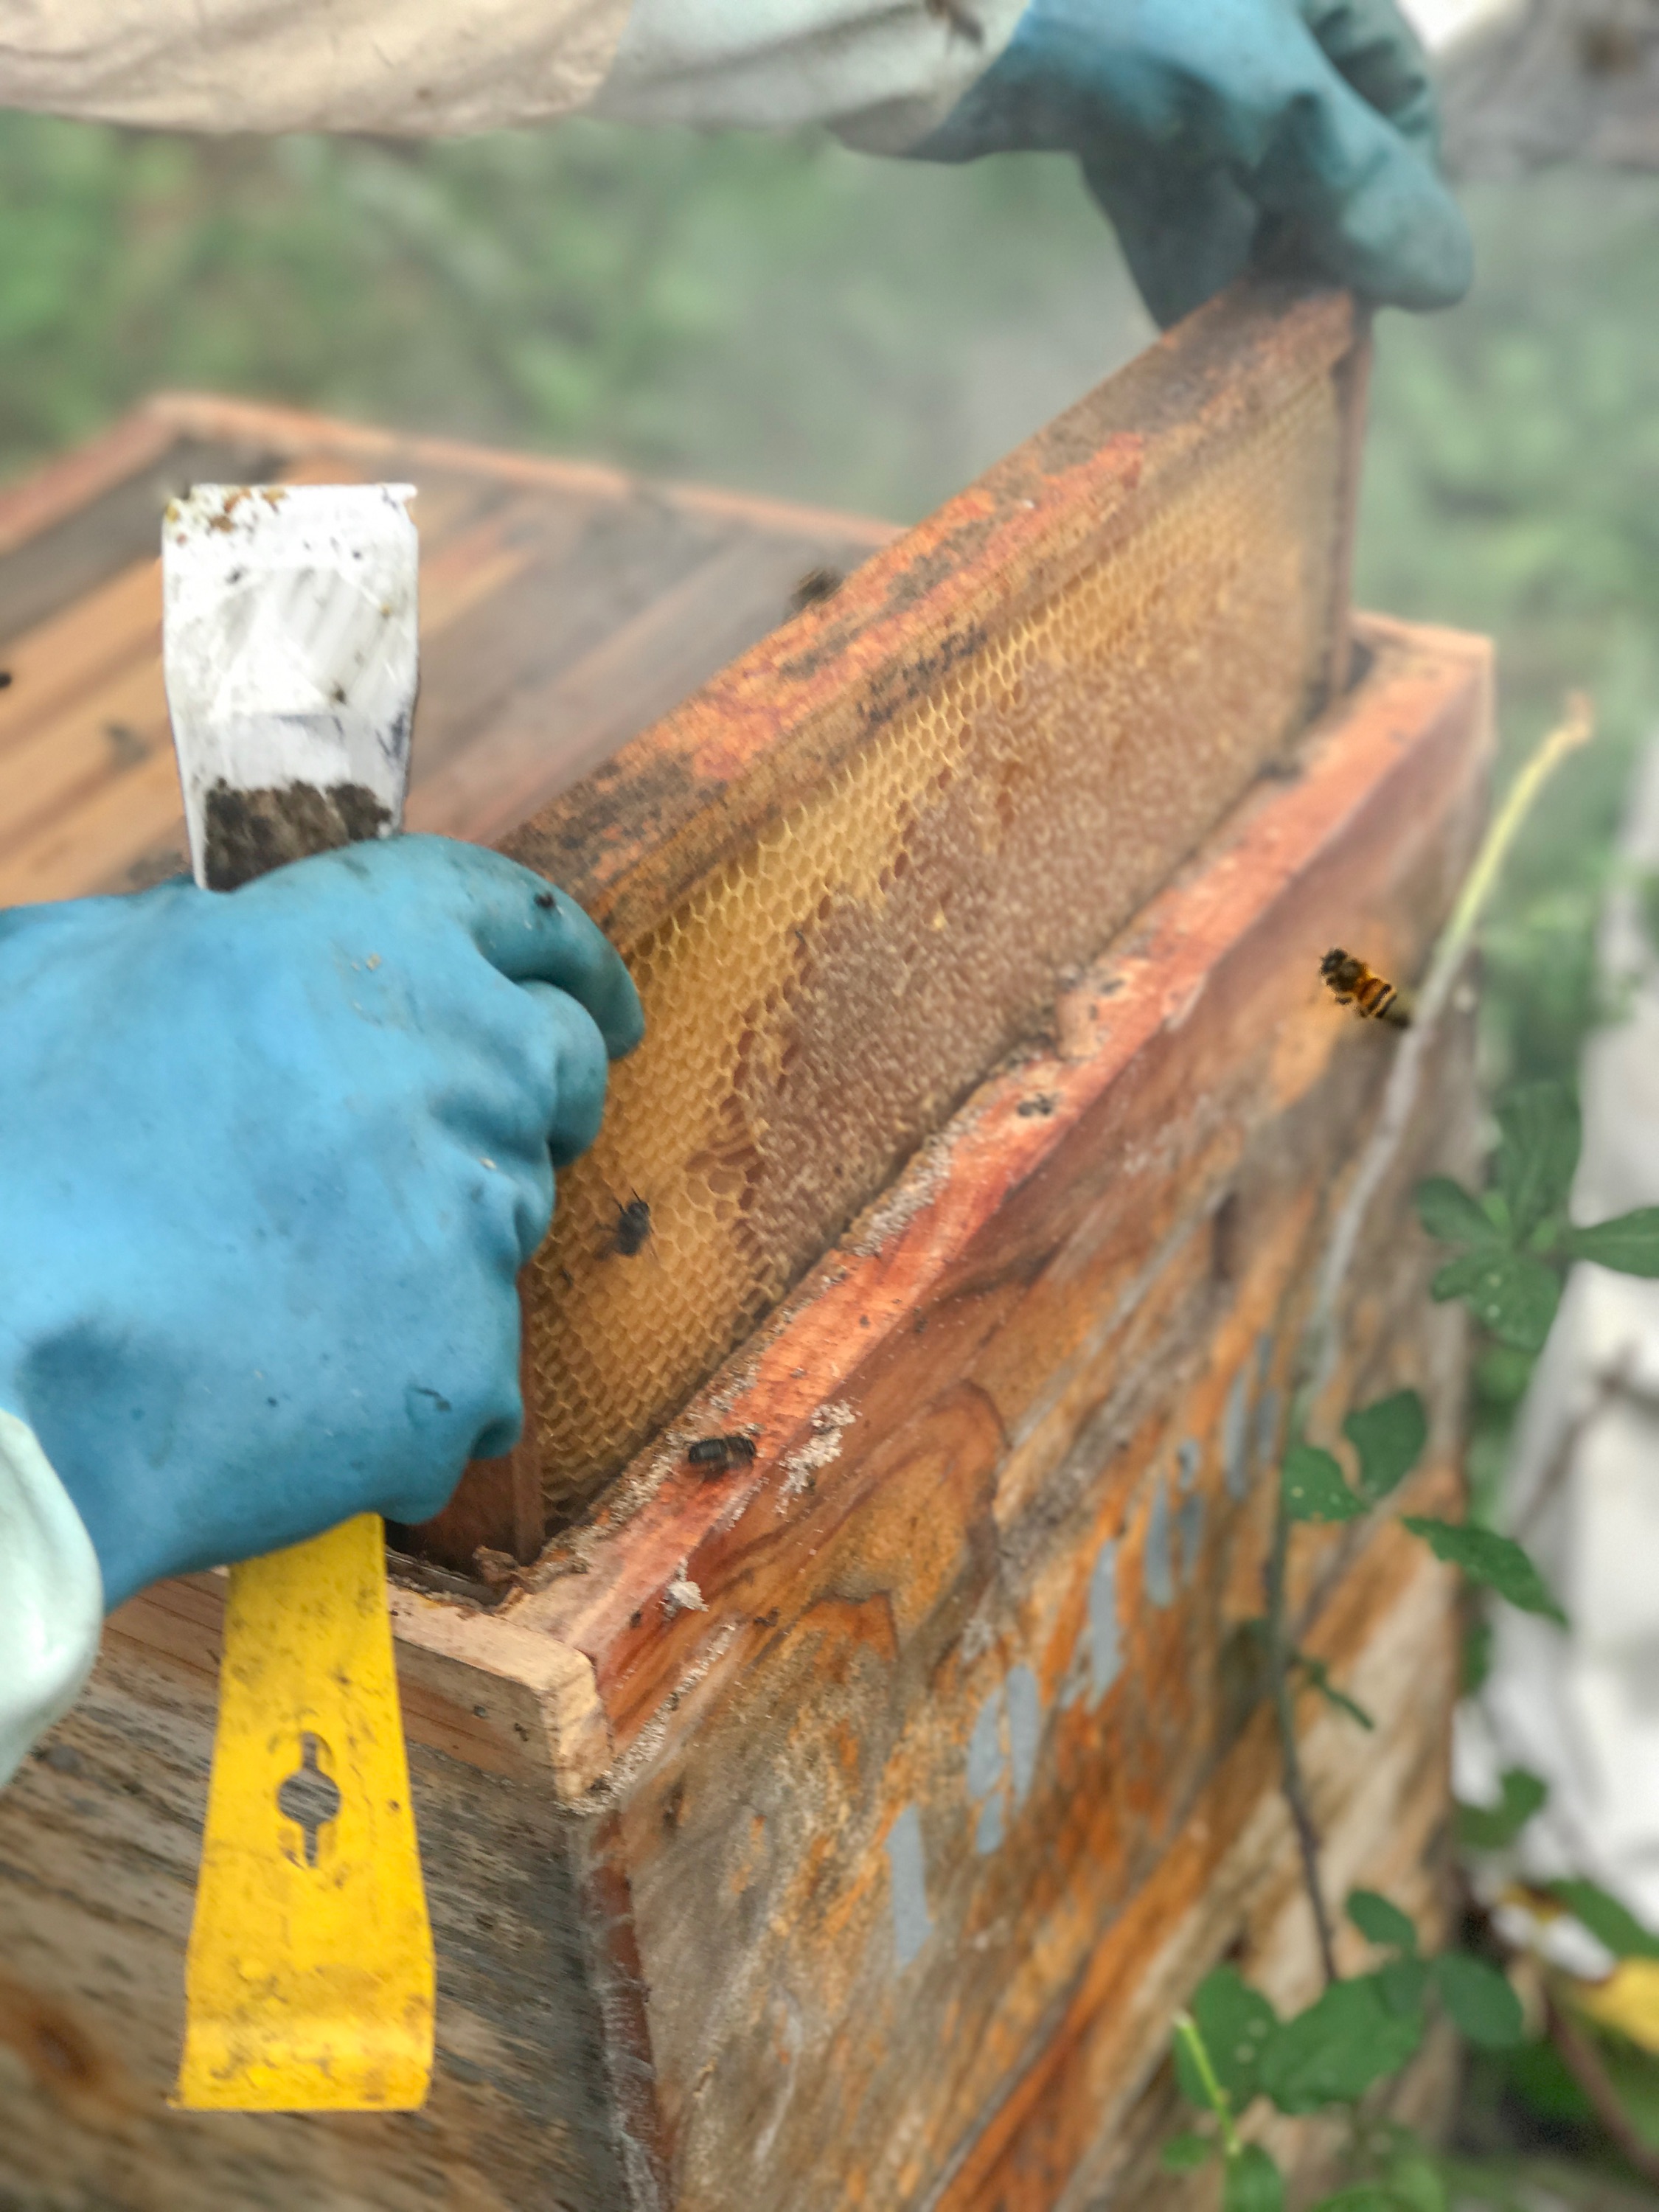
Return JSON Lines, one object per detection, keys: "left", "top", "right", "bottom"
{"left": 524, "top": 355, "right": 1346, "bottom": 1523}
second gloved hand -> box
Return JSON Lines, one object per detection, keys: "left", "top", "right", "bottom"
{"left": 0, "top": 835, "right": 641, "bottom": 1607}
{"left": 910, "top": 0, "right": 1472, "bottom": 327}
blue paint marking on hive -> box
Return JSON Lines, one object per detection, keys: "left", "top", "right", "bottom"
{"left": 1176, "top": 1438, "right": 1205, "bottom": 1586}
{"left": 886, "top": 1805, "right": 931, "bottom": 1965}
{"left": 967, "top": 1687, "right": 1004, "bottom": 1854}
{"left": 1006, "top": 1666, "right": 1040, "bottom": 1806}
{"left": 975, "top": 1794, "right": 1005, "bottom": 1855}
{"left": 1144, "top": 1475, "right": 1175, "bottom": 1608}
{"left": 1088, "top": 1538, "right": 1121, "bottom": 1703}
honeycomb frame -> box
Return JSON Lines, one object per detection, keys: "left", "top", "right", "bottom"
{"left": 500, "top": 279, "right": 1369, "bottom": 1528}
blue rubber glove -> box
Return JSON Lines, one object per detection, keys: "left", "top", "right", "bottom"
{"left": 0, "top": 836, "right": 641, "bottom": 1608}
{"left": 911, "top": 0, "right": 1472, "bottom": 327}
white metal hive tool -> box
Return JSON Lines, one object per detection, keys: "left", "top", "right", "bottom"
{"left": 162, "top": 481, "right": 434, "bottom": 2112}
{"left": 162, "top": 482, "right": 418, "bottom": 888}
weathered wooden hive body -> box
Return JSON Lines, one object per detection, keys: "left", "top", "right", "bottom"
{"left": 0, "top": 283, "right": 1487, "bottom": 2211}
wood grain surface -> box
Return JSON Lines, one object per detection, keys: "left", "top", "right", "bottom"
{"left": 0, "top": 615, "right": 1489, "bottom": 2208}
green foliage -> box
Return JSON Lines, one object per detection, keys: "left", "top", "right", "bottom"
{"left": 1430, "top": 1955, "right": 1524, "bottom": 2050}
{"left": 1358, "top": 169, "right": 1659, "bottom": 1097}
{"left": 1224, "top": 2143, "right": 1285, "bottom": 2212}
{"left": 1343, "top": 1392, "right": 1427, "bottom": 1504}
{"left": 1418, "top": 1077, "right": 1659, "bottom": 1372}
{"left": 1161, "top": 2130, "right": 1215, "bottom": 2172}
{"left": 1349, "top": 1889, "right": 1418, "bottom": 1955}
{"left": 1282, "top": 1444, "right": 1364, "bottom": 1523}
{"left": 1258, "top": 1978, "right": 1424, "bottom": 2113}
{"left": 1311, "top": 2191, "right": 1420, "bottom": 2212}
{"left": 1429, "top": 1248, "right": 1561, "bottom": 1352}
{"left": 1401, "top": 1517, "right": 1568, "bottom": 1625}
{"left": 1562, "top": 1207, "right": 1659, "bottom": 1276}
{"left": 1549, "top": 1879, "right": 1659, "bottom": 1961}
{"left": 1493, "top": 1083, "right": 1580, "bottom": 1244}
{"left": 1461, "top": 1615, "right": 1493, "bottom": 1695}
{"left": 1456, "top": 1767, "right": 1548, "bottom": 1851}
{"left": 1377, "top": 1956, "right": 1432, "bottom": 2017}
{"left": 1293, "top": 1652, "right": 1375, "bottom": 1731}
{"left": 0, "top": 110, "right": 1147, "bottom": 523}
{"left": 1471, "top": 1344, "right": 1536, "bottom": 1407}
{"left": 1364, "top": 2153, "right": 1449, "bottom": 2212}
{"left": 1415, "top": 1177, "right": 1506, "bottom": 1249}
{"left": 1178, "top": 1969, "right": 1279, "bottom": 2109}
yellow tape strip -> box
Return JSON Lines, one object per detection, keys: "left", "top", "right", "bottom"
{"left": 175, "top": 1514, "right": 434, "bottom": 2110}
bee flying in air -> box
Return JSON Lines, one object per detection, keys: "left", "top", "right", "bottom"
{"left": 687, "top": 1433, "right": 759, "bottom": 1475}
{"left": 608, "top": 1192, "right": 653, "bottom": 1258}
{"left": 1319, "top": 948, "right": 1411, "bottom": 1029}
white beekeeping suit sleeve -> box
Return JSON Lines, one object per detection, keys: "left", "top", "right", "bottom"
{"left": 1458, "top": 735, "right": 1659, "bottom": 1974}
{"left": 0, "top": 1411, "right": 102, "bottom": 1790}
{"left": 0, "top": 0, "right": 1020, "bottom": 145}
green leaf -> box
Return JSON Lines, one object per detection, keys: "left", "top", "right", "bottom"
{"left": 1259, "top": 1977, "right": 1423, "bottom": 2113}
{"left": 1401, "top": 1518, "right": 1568, "bottom": 1625}
{"left": 1564, "top": 1206, "right": 1659, "bottom": 1278}
{"left": 1431, "top": 1953, "right": 1524, "bottom": 2049}
{"left": 1311, "top": 2190, "right": 1420, "bottom": 2212}
{"left": 1461, "top": 1617, "right": 1492, "bottom": 1695}
{"left": 1548, "top": 1879, "right": 1659, "bottom": 1961}
{"left": 1376, "top": 2154, "right": 1449, "bottom": 2212}
{"left": 1189, "top": 1967, "right": 1279, "bottom": 2107}
{"left": 1161, "top": 2132, "right": 1215, "bottom": 2172}
{"left": 1429, "top": 1250, "right": 1561, "bottom": 1352}
{"left": 1224, "top": 2143, "right": 1285, "bottom": 2212}
{"left": 1343, "top": 1392, "right": 1428, "bottom": 1503}
{"left": 1472, "top": 1344, "right": 1536, "bottom": 1405}
{"left": 1378, "top": 1955, "right": 1432, "bottom": 2017}
{"left": 1349, "top": 1889, "right": 1419, "bottom": 1955}
{"left": 1495, "top": 1082, "right": 1581, "bottom": 1244}
{"left": 1455, "top": 1767, "right": 1548, "bottom": 1851}
{"left": 1293, "top": 1652, "right": 1376, "bottom": 1731}
{"left": 1415, "top": 1175, "right": 1504, "bottom": 1251}
{"left": 1282, "top": 1444, "right": 1363, "bottom": 1522}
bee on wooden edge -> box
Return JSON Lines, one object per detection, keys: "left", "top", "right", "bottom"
{"left": 687, "top": 1434, "right": 759, "bottom": 1475}
{"left": 1319, "top": 948, "right": 1411, "bottom": 1029}
{"left": 789, "top": 565, "right": 844, "bottom": 614}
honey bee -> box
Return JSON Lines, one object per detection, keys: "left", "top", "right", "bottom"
{"left": 608, "top": 1192, "right": 653, "bottom": 1258}
{"left": 687, "top": 1433, "right": 759, "bottom": 1474}
{"left": 1319, "top": 948, "right": 1411, "bottom": 1029}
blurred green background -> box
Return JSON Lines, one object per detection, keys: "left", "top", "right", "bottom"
{"left": 1, "top": 112, "right": 1655, "bottom": 1097}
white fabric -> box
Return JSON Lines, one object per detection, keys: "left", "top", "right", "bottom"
{"left": 1455, "top": 734, "right": 1659, "bottom": 1932}
{"left": 0, "top": 0, "right": 632, "bottom": 135}
{"left": 0, "top": 1410, "right": 102, "bottom": 1790}
{"left": 593, "top": 0, "right": 1025, "bottom": 154}
{"left": 0, "top": 0, "right": 1015, "bottom": 145}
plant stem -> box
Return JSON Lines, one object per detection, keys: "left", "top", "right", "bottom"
{"left": 1173, "top": 2011, "right": 1242, "bottom": 2161}
{"left": 1264, "top": 1500, "right": 1340, "bottom": 1986}
{"left": 1545, "top": 1994, "right": 1659, "bottom": 2190}
{"left": 1418, "top": 692, "right": 1595, "bottom": 1029}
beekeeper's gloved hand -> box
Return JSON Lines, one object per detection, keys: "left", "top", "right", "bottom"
{"left": 908, "top": 0, "right": 1472, "bottom": 327}
{"left": 0, "top": 835, "right": 641, "bottom": 1613}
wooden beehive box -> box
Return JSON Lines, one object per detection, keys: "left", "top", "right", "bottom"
{"left": 0, "top": 283, "right": 1488, "bottom": 2212}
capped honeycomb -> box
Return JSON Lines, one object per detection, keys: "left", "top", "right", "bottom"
{"left": 515, "top": 293, "right": 1360, "bottom": 1524}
